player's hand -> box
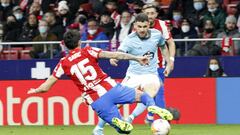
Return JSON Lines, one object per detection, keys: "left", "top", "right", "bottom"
{"left": 164, "top": 65, "right": 171, "bottom": 77}
{"left": 138, "top": 55, "right": 150, "bottom": 66}
{"left": 110, "top": 59, "right": 119, "bottom": 66}
{"left": 27, "top": 88, "right": 38, "bottom": 94}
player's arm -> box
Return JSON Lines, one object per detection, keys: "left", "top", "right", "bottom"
{"left": 27, "top": 75, "right": 58, "bottom": 94}
{"left": 166, "top": 38, "right": 176, "bottom": 70}
{"left": 109, "top": 50, "right": 124, "bottom": 66}
{"left": 159, "top": 44, "right": 171, "bottom": 77}
{"left": 99, "top": 50, "right": 149, "bottom": 66}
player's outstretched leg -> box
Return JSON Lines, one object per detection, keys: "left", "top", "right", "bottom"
{"left": 92, "top": 118, "right": 105, "bottom": 135}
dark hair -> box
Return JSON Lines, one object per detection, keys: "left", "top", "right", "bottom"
{"left": 135, "top": 13, "right": 149, "bottom": 22}
{"left": 205, "top": 56, "right": 225, "bottom": 77}
{"left": 63, "top": 30, "right": 80, "bottom": 50}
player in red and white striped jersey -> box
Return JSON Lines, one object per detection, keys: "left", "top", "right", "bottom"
{"left": 27, "top": 30, "right": 173, "bottom": 134}
{"left": 52, "top": 46, "right": 117, "bottom": 104}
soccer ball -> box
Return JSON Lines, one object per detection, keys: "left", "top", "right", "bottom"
{"left": 151, "top": 119, "right": 171, "bottom": 135}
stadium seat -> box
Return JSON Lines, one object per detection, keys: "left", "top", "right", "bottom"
{"left": 20, "top": 47, "right": 32, "bottom": 60}
{"left": 1, "top": 49, "right": 19, "bottom": 60}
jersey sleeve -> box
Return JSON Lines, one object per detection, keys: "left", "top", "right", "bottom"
{"left": 86, "top": 46, "right": 102, "bottom": 59}
{"left": 160, "top": 20, "right": 172, "bottom": 40}
{"left": 52, "top": 61, "right": 64, "bottom": 79}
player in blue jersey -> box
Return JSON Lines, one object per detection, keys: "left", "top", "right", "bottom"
{"left": 93, "top": 13, "right": 173, "bottom": 135}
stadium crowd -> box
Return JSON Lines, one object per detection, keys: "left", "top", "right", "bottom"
{"left": 0, "top": 0, "right": 240, "bottom": 59}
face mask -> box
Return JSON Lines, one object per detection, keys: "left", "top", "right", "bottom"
{"left": 194, "top": 2, "right": 204, "bottom": 11}
{"left": 173, "top": 15, "right": 181, "bottom": 21}
{"left": 134, "top": 8, "right": 142, "bottom": 14}
{"left": 181, "top": 25, "right": 190, "bottom": 33}
{"left": 88, "top": 29, "right": 97, "bottom": 35}
{"left": 1, "top": 3, "right": 10, "bottom": 7}
{"left": 14, "top": 13, "right": 23, "bottom": 20}
{"left": 38, "top": 26, "right": 48, "bottom": 33}
{"left": 209, "top": 64, "right": 219, "bottom": 71}
{"left": 205, "top": 28, "right": 214, "bottom": 33}
{"left": 208, "top": 8, "right": 217, "bottom": 13}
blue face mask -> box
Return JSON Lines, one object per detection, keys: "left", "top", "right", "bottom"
{"left": 194, "top": 2, "right": 204, "bottom": 11}
{"left": 173, "top": 15, "right": 181, "bottom": 21}
{"left": 38, "top": 26, "right": 48, "bottom": 33}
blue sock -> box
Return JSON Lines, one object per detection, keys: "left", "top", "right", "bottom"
{"left": 97, "top": 118, "right": 106, "bottom": 129}
{"left": 140, "top": 92, "right": 155, "bottom": 107}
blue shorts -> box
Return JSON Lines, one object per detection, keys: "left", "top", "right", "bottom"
{"left": 90, "top": 84, "right": 135, "bottom": 127}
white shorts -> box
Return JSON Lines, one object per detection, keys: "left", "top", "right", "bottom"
{"left": 121, "top": 74, "right": 161, "bottom": 97}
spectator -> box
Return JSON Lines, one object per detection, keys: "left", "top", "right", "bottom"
{"left": 28, "top": 2, "right": 42, "bottom": 20}
{"left": 43, "top": 12, "right": 65, "bottom": 40}
{"left": 12, "top": 6, "right": 25, "bottom": 27}
{"left": 186, "top": 0, "right": 207, "bottom": 32}
{"left": 187, "top": 19, "right": 221, "bottom": 56}
{"left": 3, "top": 14, "right": 21, "bottom": 41}
{"left": 216, "top": 15, "right": 240, "bottom": 56}
{"left": 81, "top": 18, "right": 109, "bottom": 50}
{"left": 0, "top": 0, "right": 15, "bottom": 22}
{"left": 175, "top": 18, "right": 198, "bottom": 56}
{"left": 103, "top": 0, "right": 120, "bottom": 27}
{"left": 99, "top": 12, "right": 115, "bottom": 39}
{"left": 204, "top": 57, "right": 227, "bottom": 77}
{"left": 202, "top": 0, "right": 226, "bottom": 30}
{"left": 30, "top": 20, "right": 61, "bottom": 59}
{"left": 56, "top": 0, "right": 74, "bottom": 27}
{"left": 171, "top": 10, "right": 183, "bottom": 29}
{"left": 18, "top": 13, "right": 39, "bottom": 42}
{"left": 111, "top": 9, "right": 134, "bottom": 50}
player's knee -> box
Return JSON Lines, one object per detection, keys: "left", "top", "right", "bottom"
{"left": 142, "top": 81, "right": 161, "bottom": 97}
{"left": 134, "top": 88, "right": 144, "bottom": 102}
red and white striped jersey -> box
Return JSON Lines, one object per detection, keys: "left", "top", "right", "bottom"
{"left": 53, "top": 46, "right": 117, "bottom": 104}
{"left": 152, "top": 19, "right": 172, "bottom": 68}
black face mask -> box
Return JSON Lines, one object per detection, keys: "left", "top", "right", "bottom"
{"left": 134, "top": 8, "right": 142, "bottom": 14}
{"left": 205, "top": 28, "right": 214, "bottom": 33}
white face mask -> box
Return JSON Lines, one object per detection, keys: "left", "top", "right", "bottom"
{"left": 88, "top": 29, "right": 97, "bottom": 35}
{"left": 1, "top": 3, "right": 10, "bottom": 7}
{"left": 181, "top": 25, "right": 190, "bottom": 33}
{"left": 209, "top": 64, "right": 219, "bottom": 71}
{"left": 14, "top": 13, "right": 23, "bottom": 20}
{"left": 208, "top": 8, "right": 217, "bottom": 13}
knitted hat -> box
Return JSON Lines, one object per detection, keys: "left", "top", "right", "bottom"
{"left": 58, "top": 1, "right": 69, "bottom": 12}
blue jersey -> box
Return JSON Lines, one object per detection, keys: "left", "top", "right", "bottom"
{"left": 118, "top": 29, "right": 165, "bottom": 75}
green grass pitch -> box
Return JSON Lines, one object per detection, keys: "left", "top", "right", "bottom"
{"left": 0, "top": 124, "right": 240, "bottom": 135}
